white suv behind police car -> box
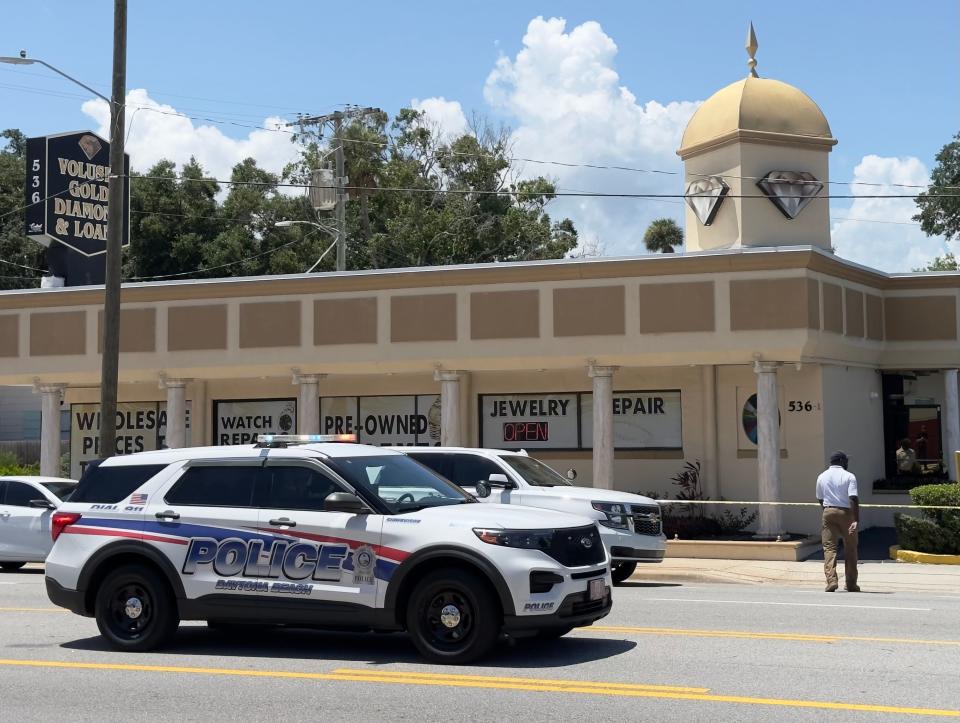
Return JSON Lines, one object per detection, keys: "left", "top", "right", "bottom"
{"left": 399, "top": 448, "right": 665, "bottom": 585}
{"left": 45, "top": 436, "right": 611, "bottom": 663}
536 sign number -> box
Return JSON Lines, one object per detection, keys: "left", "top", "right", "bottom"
{"left": 787, "top": 400, "right": 821, "bottom": 412}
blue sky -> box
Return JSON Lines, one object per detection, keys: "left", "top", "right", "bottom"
{"left": 2, "top": 1, "right": 958, "bottom": 271}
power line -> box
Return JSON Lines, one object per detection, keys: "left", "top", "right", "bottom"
{"left": 127, "top": 174, "right": 960, "bottom": 200}
{"left": 0, "top": 257, "right": 46, "bottom": 273}
{"left": 125, "top": 234, "right": 313, "bottom": 281}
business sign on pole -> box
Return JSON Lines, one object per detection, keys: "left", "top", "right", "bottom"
{"left": 480, "top": 394, "right": 579, "bottom": 450}
{"left": 213, "top": 399, "right": 296, "bottom": 445}
{"left": 25, "top": 130, "right": 130, "bottom": 285}
{"left": 70, "top": 401, "right": 192, "bottom": 478}
{"left": 580, "top": 391, "right": 682, "bottom": 449}
{"left": 321, "top": 395, "right": 441, "bottom": 446}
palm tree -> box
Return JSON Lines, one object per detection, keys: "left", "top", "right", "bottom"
{"left": 643, "top": 218, "right": 683, "bottom": 254}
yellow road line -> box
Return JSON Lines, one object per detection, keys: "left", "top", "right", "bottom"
{"left": 582, "top": 625, "right": 960, "bottom": 647}
{"left": 0, "top": 607, "right": 68, "bottom": 613}
{"left": 330, "top": 668, "right": 707, "bottom": 693}
{"left": 0, "top": 658, "right": 958, "bottom": 717}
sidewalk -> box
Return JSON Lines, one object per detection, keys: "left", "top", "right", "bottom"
{"left": 633, "top": 557, "right": 960, "bottom": 593}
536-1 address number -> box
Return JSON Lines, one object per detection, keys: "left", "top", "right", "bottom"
{"left": 787, "top": 401, "right": 821, "bottom": 412}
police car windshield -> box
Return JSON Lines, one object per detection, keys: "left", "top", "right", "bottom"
{"left": 502, "top": 456, "right": 573, "bottom": 487}
{"left": 327, "top": 454, "right": 474, "bottom": 513}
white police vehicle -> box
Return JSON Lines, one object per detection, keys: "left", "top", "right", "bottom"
{"left": 45, "top": 436, "right": 611, "bottom": 663}
{"left": 399, "top": 448, "right": 665, "bottom": 585}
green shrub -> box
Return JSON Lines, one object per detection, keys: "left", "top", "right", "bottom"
{"left": 895, "top": 483, "right": 960, "bottom": 555}
{"left": 910, "top": 483, "right": 960, "bottom": 530}
{"left": 895, "top": 513, "right": 960, "bottom": 555}
{"left": 0, "top": 451, "right": 40, "bottom": 476}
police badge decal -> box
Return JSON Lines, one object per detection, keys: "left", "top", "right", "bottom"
{"left": 353, "top": 545, "right": 377, "bottom": 585}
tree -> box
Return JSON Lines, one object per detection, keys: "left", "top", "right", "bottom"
{"left": 643, "top": 217, "right": 683, "bottom": 254}
{"left": 0, "top": 129, "right": 47, "bottom": 290}
{"left": 286, "top": 109, "right": 579, "bottom": 270}
{"left": 914, "top": 252, "right": 959, "bottom": 272}
{"left": 1, "top": 111, "right": 578, "bottom": 286}
{"left": 914, "top": 131, "right": 960, "bottom": 241}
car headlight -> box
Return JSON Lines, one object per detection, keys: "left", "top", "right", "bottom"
{"left": 591, "top": 501, "right": 631, "bottom": 530}
{"left": 473, "top": 528, "right": 553, "bottom": 551}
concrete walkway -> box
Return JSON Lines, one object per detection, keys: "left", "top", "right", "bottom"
{"left": 633, "top": 557, "right": 960, "bottom": 593}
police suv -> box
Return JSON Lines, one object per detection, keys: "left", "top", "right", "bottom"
{"left": 399, "top": 448, "right": 665, "bottom": 585}
{"left": 44, "top": 436, "right": 611, "bottom": 663}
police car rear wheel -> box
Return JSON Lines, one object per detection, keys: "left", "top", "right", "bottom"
{"left": 611, "top": 561, "right": 637, "bottom": 585}
{"left": 95, "top": 565, "right": 178, "bottom": 651}
{"left": 406, "top": 569, "right": 499, "bottom": 664}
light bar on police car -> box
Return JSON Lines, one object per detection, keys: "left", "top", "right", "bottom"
{"left": 256, "top": 434, "right": 358, "bottom": 446}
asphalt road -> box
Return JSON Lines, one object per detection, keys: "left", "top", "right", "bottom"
{"left": 1, "top": 566, "right": 959, "bottom": 722}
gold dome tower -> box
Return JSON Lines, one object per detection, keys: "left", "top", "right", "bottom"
{"left": 678, "top": 23, "right": 837, "bottom": 252}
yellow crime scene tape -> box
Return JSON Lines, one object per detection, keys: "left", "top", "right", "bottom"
{"left": 658, "top": 500, "right": 959, "bottom": 509}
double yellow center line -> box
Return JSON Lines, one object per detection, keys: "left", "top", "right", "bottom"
{"left": 0, "top": 660, "right": 958, "bottom": 717}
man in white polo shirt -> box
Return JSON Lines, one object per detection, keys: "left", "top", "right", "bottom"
{"left": 816, "top": 451, "right": 860, "bottom": 592}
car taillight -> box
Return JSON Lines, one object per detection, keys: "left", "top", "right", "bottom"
{"left": 52, "top": 512, "right": 81, "bottom": 542}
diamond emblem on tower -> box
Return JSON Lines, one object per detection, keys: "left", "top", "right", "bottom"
{"left": 756, "top": 171, "right": 824, "bottom": 219}
{"left": 684, "top": 176, "right": 729, "bottom": 226}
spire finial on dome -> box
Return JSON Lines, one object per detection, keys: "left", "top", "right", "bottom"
{"left": 746, "top": 22, "right": 759, "bottom": 77}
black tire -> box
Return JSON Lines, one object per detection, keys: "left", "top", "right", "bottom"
{"left": 0, "top": 562, "right": 26, "bottom": 571}
{"left": 94, "top": 564, "right": 179, "bottom": 652}
{"left": 405, "top": 568, "right": 500, "bottom": 664}
{"left": 534, "top": 625, "right": 575, "bottom": 640}
{"left": 611, "top": 561, "right": 638, "bottom": 585}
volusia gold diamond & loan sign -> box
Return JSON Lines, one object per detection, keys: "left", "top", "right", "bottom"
{"left": 25, "top": 130, "right": 130, "bottom": 257}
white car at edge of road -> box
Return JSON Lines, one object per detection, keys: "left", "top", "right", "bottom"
{"left": 398, "top": 447, "right": 666, "bottom": 585}
{"left": 0, "top": 475, "right": 78, "bottom": 570}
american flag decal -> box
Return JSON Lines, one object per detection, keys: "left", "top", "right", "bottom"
{"left": 129, "top": 493, "right": 148, "bottom": 505}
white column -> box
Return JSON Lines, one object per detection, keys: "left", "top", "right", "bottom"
{"left": 36, "top": 383, "right": 65, "bottom": 478}
{"left": 701, "top": 364, "right": 719, "bottom": 499}
{"left": 754, "top": 361, "right": 784, "bottom": 538}
{"left": 294, "top": 373, "right": 322, "bottom": 435}
{"left": 190, "top": 380, "right": 207, "bottom": 447}
{"left": 434, "top": 369, "right": 465, "bottom": 446}
{"left": 163, "top": 379, "right": 187, "bottom": 449}
{"left": 589, "top": 364, "right": 618, "bottom": 490}
{"left": 944, "top": 369, "right": 959, "bottom": 482}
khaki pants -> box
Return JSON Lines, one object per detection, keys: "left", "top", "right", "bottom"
{"left": 822, "top": 507, "right": 858, "bottom": 588}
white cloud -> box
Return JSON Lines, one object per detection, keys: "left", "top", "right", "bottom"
{"left": 411, "top": 96, "right": 469, "bottom": 140}
{"left": 483, "top": 16, "right": 700, "bottom": 255}
{"left": 830, "top": 155, "right": 950, "bottom": 272}
{"left": 81, "top": 89, "right": 301, "bottom": 184}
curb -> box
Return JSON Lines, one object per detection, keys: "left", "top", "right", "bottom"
{"left": 894, "top": 549, "right": 960, "bottom": 565}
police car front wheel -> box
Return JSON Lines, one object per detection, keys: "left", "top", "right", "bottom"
{"left": 94, "top": 564, "right": 179, "bottom": 651}
{"left": 405, "top": 568, "right": 499, "bottom": 664}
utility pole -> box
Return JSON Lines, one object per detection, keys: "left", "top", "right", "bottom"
{"left": 98, "top": 0, "right": 127, "bottom": 460}
{"left": 333, "top": 114, "right": 346, "bottom": 272}
{"left": 294, "top": 106, "right": 381, "bottom": 272}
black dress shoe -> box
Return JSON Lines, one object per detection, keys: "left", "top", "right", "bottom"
{"left": 847, "top": 585, "right": 861, "bottom": 592}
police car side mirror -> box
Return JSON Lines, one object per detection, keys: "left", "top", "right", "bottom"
{"left": 566, "top": 469, "right": 577, "bottom": 481}
{"left": 487, "top": 473, "right": 514, "bottom": 489}
{"left": 324, "top": 492, "right": 369, "bottom": 514}
{"left": 474, "top": 481, "right": 491, "bottom": 498}
{"left": 29, "top": 498, "right": 56, "bottom": 510}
